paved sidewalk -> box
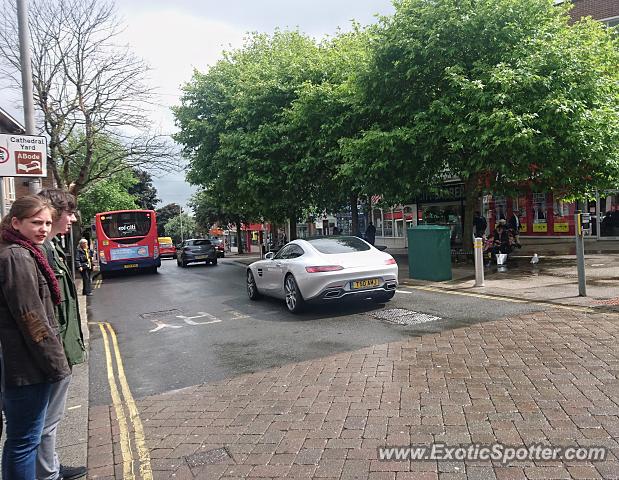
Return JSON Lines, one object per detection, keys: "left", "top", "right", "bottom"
{"left": 88, "top": 308, "right": 619, "bottom": 479}
{"left": 57, "top": 279, "right": 90, "bottom": 471}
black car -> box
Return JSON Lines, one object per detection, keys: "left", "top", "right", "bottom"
{"left": 177, "top": 239, "right": 218, "bottom": 267}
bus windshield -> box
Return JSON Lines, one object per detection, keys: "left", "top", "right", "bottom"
{"left": 100, "top": 211, "right": 152, "bottom": 239}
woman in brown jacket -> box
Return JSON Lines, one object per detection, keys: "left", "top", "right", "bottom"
{"left": 0, "top": 195, "right": 71, "bottom": 480}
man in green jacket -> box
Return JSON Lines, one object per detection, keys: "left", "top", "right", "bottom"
{"left": 37, "top": 189, "right": 87, "bottom": 480}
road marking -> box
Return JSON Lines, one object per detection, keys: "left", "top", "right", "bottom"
{"left": 226, "top": 309, "right": 250, "bottom": 320}
{"left": 399, "top": 285, "right": 601, "bottom": 314}
{"left": 94, "top": 278, "right": 102, "bottom": 289}
{"left": 98, "top": 323, "right": 134, "bottom": 479}
{"left": 149, "top": 320, "right": 183, "bottom": 333}
{"left": 404, "top": 285, "right": 528, "bottom": 303}
{"left": 105, "top": 323, "right": 153, "bottom": 480}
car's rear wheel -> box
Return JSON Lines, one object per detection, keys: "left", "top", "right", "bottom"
{"left": 247, "top": 270, "right": 261, "bottom": 300}
{"left": 284, "top": 274, "right": 304, "bottom": 313}
{"left": 373, "top": 291, "right": 396, "bottom": 303}
{"left": 211, "top": 257, "right": 218, "bottom": 265}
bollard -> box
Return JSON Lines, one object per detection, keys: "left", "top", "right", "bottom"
{"left": 474, "top": 237, "right": 485, "bottom": 287}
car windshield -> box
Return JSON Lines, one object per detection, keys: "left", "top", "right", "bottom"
{"left": 307, "top": 236, "right": 371, "bottom": 254}
{"left": 190, "top": 239, "right": 212, "bottom": 246}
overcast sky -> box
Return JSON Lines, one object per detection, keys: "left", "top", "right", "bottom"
{"left": 3, "top": 0, "right": 395, "bottom": 208}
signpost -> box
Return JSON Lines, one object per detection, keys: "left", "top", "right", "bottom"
{"left": 0, "top": 134, "right": 47, "bottom": 219}
{"left": 0, "top": 134, "right": 47, "bottom": 177}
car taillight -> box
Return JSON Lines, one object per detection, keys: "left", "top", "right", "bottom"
{"left": 305, "top": 265, "right": 344, "bottom": 273}
{"left": 385, "top": 257, "right": 396, "bottom": 265}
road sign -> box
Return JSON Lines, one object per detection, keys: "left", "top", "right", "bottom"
{"left": 0, "top": 133, "right": 47, "bottom": 177}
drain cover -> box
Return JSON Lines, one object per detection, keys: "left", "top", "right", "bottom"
{"left": 369, "top": 308, "right": 441, "bottom": 326}
{"left": 185, "top": 447, "right": 231, "bottom": 467}
{"left": 139, "top": 309, "right": 182, "bottom": 320}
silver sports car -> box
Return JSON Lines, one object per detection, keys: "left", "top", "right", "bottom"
{"left": 246, "top": 236, "right": 398, "bottom": 313}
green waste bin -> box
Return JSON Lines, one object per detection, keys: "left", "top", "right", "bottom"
{"left": 408, "top": 226, "right": 452, "bottom": 281}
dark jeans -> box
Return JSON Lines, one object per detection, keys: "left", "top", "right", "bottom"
{"left": 2, "top": 382, "right": 53, "bottom": 480}
{"left": 80, "top": 268, "right": 92, "bottom": 294}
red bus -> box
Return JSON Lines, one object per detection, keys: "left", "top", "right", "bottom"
{"left": 93, "top": 209, "right": 161, "bottom": 274}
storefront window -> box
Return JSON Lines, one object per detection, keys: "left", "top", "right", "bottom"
{"left": 532, "top": 193, "right": 548, "bottom": 233}
{"left": 384, "top": 219, "right": 393, "bottom": 237}
{"left": 600, "top": 192, "right": 619, "bottom": 237}
{"left": 420, "top": 203, "right": 463, "bottom": 245}
{"left": 372, "top": 208, "right": 383, "bottom": 237}
{"left": 494, "top": 196, "right": 507, "bottom": 221}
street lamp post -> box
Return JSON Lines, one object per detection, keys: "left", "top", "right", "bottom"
{"left": 180, "top": 205, "right": 184, "bottom": 243}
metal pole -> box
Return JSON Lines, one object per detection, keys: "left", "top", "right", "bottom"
{"left": 179, "top": 205, "right": 183, "bottom": 243}
{"left": 474, "top": 237, "right": 485, "bottom": 287}
{"left": 0, "top": 179, "right": 6, "bottom": 219}
{"left": 17, "top": 0, "right": 41, "bottom": 193}
{"left": 575, "top": 211, "right": 587, "bottom": 297}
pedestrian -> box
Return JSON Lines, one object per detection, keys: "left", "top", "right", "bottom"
{"left": 37, "top": 189, "right": 87, "bottom": 480}
{"left": 472, "top": 211, "right": 487, "bottom": 239}
{"left": 491, "top": 219, "right": 513, "bottom": 256}
{"left": 332, "top": 226, "right": 340, "bottom": 235}
{"left": 75, "top": 239, "right": 93, "bottom": 296}
{"left": 507, "top": 211, "right": 522, "bottom": 248}
{"left": 0, "top": 195, "right": 71, "bottom": 480}
{"left": 365, "top": 221, "right": 376, "bottom": 245}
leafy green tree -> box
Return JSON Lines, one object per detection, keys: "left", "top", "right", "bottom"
{"left": 346, "top": 0, "right": 619, "bottom": 247}
{"left": 190, "top": 189, "right": 252, "bottom": 253}
{"left": 164, "top": 213, "right": 197, "bottom": 244}
{"left": 155, "top": 203, "right": 181, "bottom": 236}
{"left": 128, "top": 169, "right": 160, "bottom": 210}
{"left": 174, "top": 30, "right": 324, "bottom": 239}
{"left": 77, "top": 170, "right": 138, "bottom": 228}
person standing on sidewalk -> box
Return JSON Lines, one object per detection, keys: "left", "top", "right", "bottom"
{"left": 75, "top": 239, "right": 93, "bottom": 296}
{"left": 0, "top": 195, "right": 71, "bottom": 480}
{"left": 37, "top": 189, "right": 87, "bottom": 480}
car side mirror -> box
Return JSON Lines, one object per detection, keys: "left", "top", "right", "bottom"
{"left": 265, "top": 252, "right": 274, "bottom": 260}
{"left": 376, "top": 245, "right": 387, "bottom": 251}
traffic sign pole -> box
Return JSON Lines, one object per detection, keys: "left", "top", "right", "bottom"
{"left": 17, "top": 0, "right": 42, "bottom": 193}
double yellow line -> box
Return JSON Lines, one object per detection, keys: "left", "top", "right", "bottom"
{"left": 98, "top": 322, "right": 153, "bottom": 480}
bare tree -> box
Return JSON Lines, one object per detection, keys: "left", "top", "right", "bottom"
{"left": 0, "top": 0, "right": 177, "bottom": 196}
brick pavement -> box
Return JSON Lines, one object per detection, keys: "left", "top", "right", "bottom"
{"left": 88, "top": 309, "right": 619, "bottom": 479}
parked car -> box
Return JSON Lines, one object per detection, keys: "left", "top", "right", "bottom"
{"left": 158, "top": 236, "right": 177, "bottom": 259}
{"left": 210, "top": 237, "right": 225, "bottom": 257}
{"left": 177, "top": 239, "right": 218, "bottom": 267}
{"left": 246, "top": 236, "right": 398, "bottom": 313}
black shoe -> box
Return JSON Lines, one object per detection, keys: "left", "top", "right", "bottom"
{"left": 60, "top": 464, "right": 87, "bottom": 479}
{"left": 84, "top": 292, "right": 93, "bottom": 296}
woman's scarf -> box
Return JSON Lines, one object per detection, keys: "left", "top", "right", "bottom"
{"left": 1, "top": 227, "right": 62, "bottom": 305}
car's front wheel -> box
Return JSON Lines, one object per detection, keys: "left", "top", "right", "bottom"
{"left": 284, "top": 274, "right": 304, "bottom": 313}
{"left": 211, "top": 257, "right": 218, "bottom": 266}
{"left": 247, "top": 270, "right": 261, "bottom": 300}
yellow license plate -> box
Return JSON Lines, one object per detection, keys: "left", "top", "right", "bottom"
{"left": 124, "top": 264, "right": 138, "bottom": 269}
{"left": 352, "top": 278, "right": 380, "bottom": 289}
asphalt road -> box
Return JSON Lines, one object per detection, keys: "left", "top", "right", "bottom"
{"left": 88, "top": 257, "right": 550, "bottom": 405}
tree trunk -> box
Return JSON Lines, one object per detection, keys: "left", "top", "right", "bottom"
{"left": 289, "top": 217, "right": 297, "bottom": 241}
{"left": 235, "top": 220, "right": 243, "bottom": 254}
{"left": 463, "top": 175, "right": 481, "bottom": 252}
{"left": 350, "top": 195, "right": 359, "bottom": 236}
